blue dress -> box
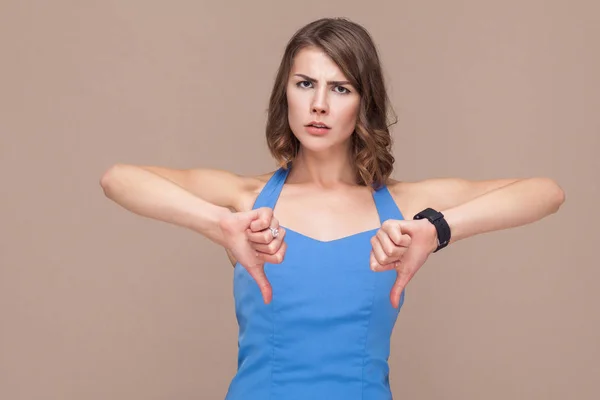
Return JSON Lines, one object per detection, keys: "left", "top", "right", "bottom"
{"left": 225, "top": 166, "right": 406, "bottom": 400}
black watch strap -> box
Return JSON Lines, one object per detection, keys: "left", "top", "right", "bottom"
{"left": 413, "top": 208, "right": 451, "bottom": 253}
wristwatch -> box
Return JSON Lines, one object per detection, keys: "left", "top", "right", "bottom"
{"left": 413, "top": 208, "right": 451, "bottom": 253}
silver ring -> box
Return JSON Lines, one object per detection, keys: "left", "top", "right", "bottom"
{"left": 269, "top": 227, "right": 279, "bottom": 238}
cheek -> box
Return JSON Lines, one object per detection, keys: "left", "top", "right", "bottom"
{"left": 337, "top": 99, "right": 360, "bottom": 127}
{"left": 286, "top": 91, "right": 304, "bottom": 123}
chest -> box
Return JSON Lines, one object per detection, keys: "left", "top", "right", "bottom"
{"left": 272, "top": 187, "right": 382, "bottom": 243}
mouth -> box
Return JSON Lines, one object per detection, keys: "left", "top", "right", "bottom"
{"left": 304, "top": 122, "right": 331, "bottom": 136}
{"left": 305, "top": 122, "right": 331, "bottom": 129}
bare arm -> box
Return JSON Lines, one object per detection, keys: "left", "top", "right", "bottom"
{"left": 375, "top": 177, "right": 565, "bottom": 307}
{"left": 439, "top": 177, "right": 565, "bottom": 244}
{"left": 99, "top": 164, "right": 250, "bottom": 247}
{"left": 403, "top": 176, "right": 566, "bottom": 244}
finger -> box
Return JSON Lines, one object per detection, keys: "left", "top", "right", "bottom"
{"left": 245, "top": 265, "right": 273, "bottom": 304}
{"left": 374, "top": 259, "right": 400, "bottom": 272}
{"left": 390, "top": 268, "right": 412, "bottom": 308}
{"left": 257, "top": 241, "right": 287, "bottom": 264}
{"left": 395, "top": 234, "right": 412, "bottom": 248}
{"left": 376, "top": 229, "right": 399, "bottom": 258}
{"left": 376, "top": 229, "right": 411, "bottom": 257}
{"left": 267, "top": 217, "right": 280, "bottom": 239}
{"left": 248, "top": 217, "right": 280, "bottom": 244}
{"left": 382, "top": 222, "right": 414, "bottom": 249}
{"left": 246, "top": 228, "right": 272, "bottom": 244}
{"left": 369, "top": 251, "right": 379, "bottom": 271}
{"left": 247, "top": 223, "right": 283, "bottom": 245}
{"left": 381, "top": 220, "right": 403, "bottom": 244}
{"left": 370, "top": 237, "right": 391, "bottom": 268}
{"left": 253, "top": 228, "right": 286, "bottom": 254}
{"left": 250, "top": 208, "right": 274, "bottom": 232}
{"left": 369, "top": 249, "right": 397, "bottom": 272}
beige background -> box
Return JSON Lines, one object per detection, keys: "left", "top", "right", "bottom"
{"left": 1, "top": 0, "right": 598, "bottom": 399}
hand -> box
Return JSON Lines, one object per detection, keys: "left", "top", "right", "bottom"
{"left": 218, "top": 207, "right": 286, "bottom": 304}
{"left": 370, "top": 219, "right": 438, "bottom": 308}
{"left": 246, "top": 207, "right": 287, "bottom": 265}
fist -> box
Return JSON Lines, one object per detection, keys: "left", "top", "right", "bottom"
{"left": 370, "top": 219, "right": 438, "bottom": 308}
{"left": 219, "top": 207, "right": 287, "bottom": 305}
{"left": 246, "top": 207, "right": 287, "bottom": 265}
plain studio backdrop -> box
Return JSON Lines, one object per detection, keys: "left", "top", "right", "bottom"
{"left": 1, "top": 1, "right": 598, "bottom": 399}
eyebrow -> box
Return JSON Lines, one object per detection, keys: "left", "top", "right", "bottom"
{"left": 293, "top": 74, "right": 351, "bottom": 86}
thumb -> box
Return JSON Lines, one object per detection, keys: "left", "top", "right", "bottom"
{"left": 390, "top": 268, "right": 411, "bottom": 308}
{"left": 246, "top": 265, "right": 273, "bottom": 304}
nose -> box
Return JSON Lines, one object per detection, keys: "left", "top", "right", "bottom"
{"left": 310, "top": 88, "right": 329, "bottom": 115}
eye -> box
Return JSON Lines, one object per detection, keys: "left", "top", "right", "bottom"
{"left": 334, "top": 86, "right": 350, "bottom": 94}
{"left": 297, "top": 80, "right": 313, "bottom": 89}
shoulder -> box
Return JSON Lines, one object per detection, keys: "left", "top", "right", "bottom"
{"left": 235, "top": 170, "right": 279, "bottom": 212}
{"left": 386, "top": 176, "right": 520, "bottom": 216}
{"left": 191, "top": 168, "right": 280, "bottom": 213}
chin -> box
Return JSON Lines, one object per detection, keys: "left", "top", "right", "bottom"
{"left": 295, "top": 134, "right": 351, "bottom": 155}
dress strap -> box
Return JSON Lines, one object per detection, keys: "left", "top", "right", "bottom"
{"left": 252, "top": 166, "right": 290, "bottom": 210}
{"left": 373, "top": 185, "right": 405, "bottom": 223}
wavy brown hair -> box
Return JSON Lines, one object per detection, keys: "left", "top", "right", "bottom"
{"left": 265, "top": 17, "right": 397, "bottom": 188}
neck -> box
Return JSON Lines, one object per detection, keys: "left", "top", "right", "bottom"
{"left": 287, "top": 146, "right": 357, "bottom": 188}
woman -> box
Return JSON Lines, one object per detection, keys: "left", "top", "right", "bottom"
{"left": 100, "top": 17, "right": 565, "bottom": 400}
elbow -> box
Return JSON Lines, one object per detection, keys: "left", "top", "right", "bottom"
{"left": 540, "top": 177, "right": 566, "bottom": 214}
{"left": 99, "top": 163, "right": 128, "bottom": 197}
{"left": 555, "top": 184, "right": 566, "bottom": 213}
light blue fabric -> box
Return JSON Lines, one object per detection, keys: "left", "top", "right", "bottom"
{"left": 225, "top": 166, "right": 405, "bottom": 400}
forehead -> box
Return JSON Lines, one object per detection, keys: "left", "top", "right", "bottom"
{"left": 290, "top": 46, "right": 347, "bottom": 80}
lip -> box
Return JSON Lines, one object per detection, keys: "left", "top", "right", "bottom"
{"left": 305, "top": 125, "right": 330, "bottom": 136}
{"left": 305, "top": 121, "right": 331, "bottom": 129}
